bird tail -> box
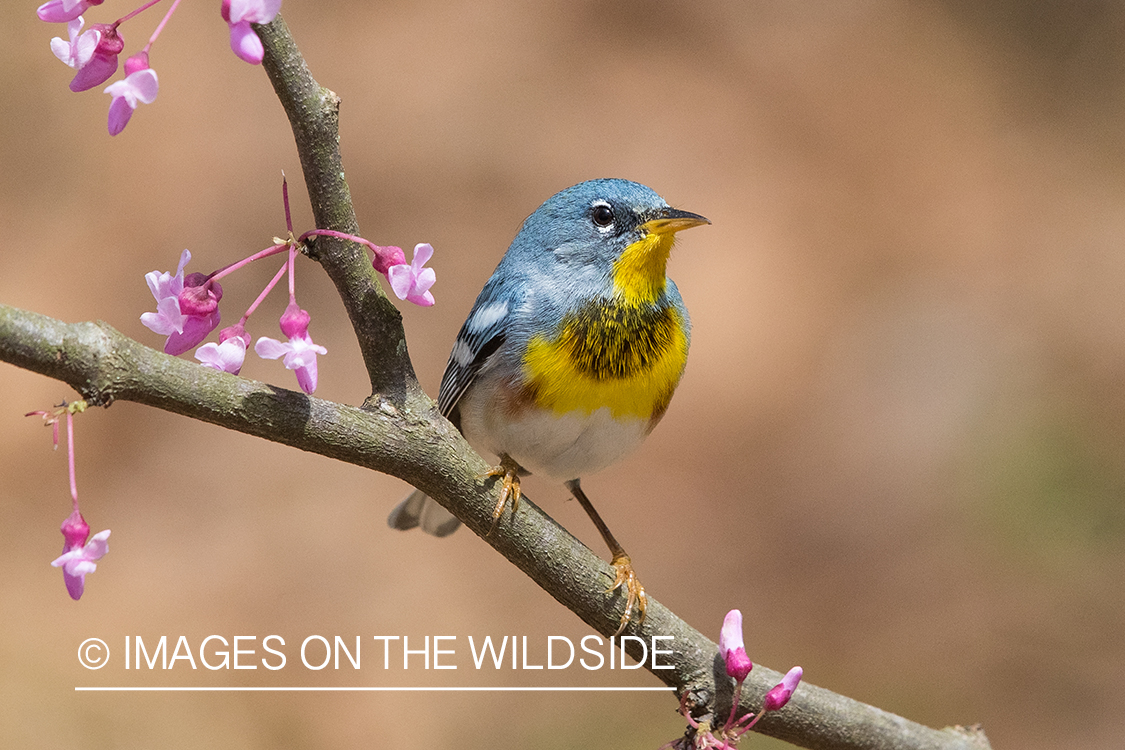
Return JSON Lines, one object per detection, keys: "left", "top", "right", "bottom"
{"left": 387, "top": 489, "right": 462, "bottom": 537}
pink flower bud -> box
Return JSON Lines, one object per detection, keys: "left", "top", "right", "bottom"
{"left": 719, "top": 609, "right": 753, "bottom": 682}
{"left": 279, "top": 303, "right": 311, "bottom": 339}
{"left": 725, "top": 647, "right": 753, "bottom": 683}
{"left": 371, "top": 245, "right": 407, "bottom": 275}
{"left": 90, "top": 23, "right": 124, "bottom": 55}
{"left": 124, "top": 50, "right": 149, "bottom": 75}
{"left": 763, "top": 666, "right": 803, "bottom": 712}
{"left": 178, "top": 279, "right": 222, "bottom": 316}
{"left": 219, "top": 324, "right": 251, "bottom": 348}
{"left": 60, "top": 509, "right": 90, "bottom": 553}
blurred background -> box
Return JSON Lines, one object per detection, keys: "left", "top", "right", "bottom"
{"left": 3, "top": 1, "right": 1125, "bottom": 747}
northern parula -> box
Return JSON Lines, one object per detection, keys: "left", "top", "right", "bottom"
{"left": 389, "top": 178, "right": 709, "bottom": 634}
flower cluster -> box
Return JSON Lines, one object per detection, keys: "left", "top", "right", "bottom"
{"left": 38, "top": 0, "right": 282, "bottom": 135}
{"left": 140, "top": 179, "right": 436, "bottom": 394}
{"left": 27, "top": 401, "right": 111, "bottom": 601}
{"left": 662, "top": 610, "right": 803, "bottom": 750}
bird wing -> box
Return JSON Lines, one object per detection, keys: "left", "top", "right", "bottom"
{"left": 436, "top": 275, "right": 516, "bottom": 422}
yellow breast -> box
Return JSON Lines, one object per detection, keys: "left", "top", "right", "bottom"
{"left": 522, "top": 300, "right": 688, "bottom": 424}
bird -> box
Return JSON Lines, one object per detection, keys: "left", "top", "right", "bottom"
{"left": 388, "top": 178, "right": 709, "bottom": 635}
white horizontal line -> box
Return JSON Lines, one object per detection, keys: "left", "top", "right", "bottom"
{"left": 76, "top": 686, "right": 675, "bottom": 692}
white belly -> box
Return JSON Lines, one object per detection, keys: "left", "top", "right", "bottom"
{"left": 458, "top": 388, "right": 650, "bottom": 480}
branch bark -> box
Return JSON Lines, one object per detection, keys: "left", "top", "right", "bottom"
{"left": 0, "top": 13, "right": 993, "bottom": 750}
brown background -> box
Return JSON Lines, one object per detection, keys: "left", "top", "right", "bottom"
{"left": 3, "top": 1, "right": 1125, "bottom": 748}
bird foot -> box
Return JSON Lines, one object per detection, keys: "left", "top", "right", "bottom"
{"left": 607, "top": 552, "right": 647, "bottom": 637}
{"left": 478, "top": 458, "right": 522, "bottom": 535}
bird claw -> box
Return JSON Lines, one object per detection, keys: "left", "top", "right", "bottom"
{"left": 478, "top": 460, "right": 522, "bottom": 536}
{"left": 608, "top": 552, "right": 647, "bottom": 636}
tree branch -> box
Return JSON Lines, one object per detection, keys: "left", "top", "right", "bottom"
{"left": 0, "top": 304, "right": 990, "bottom": 750}
{"left": 256, "top": 14, "right": 421, "bottom": 406}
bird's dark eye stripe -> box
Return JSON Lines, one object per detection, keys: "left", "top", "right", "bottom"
{"left": 591, "top": 203, "right": 614, "bottom": 227}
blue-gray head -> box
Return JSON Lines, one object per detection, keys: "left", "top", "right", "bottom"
{"left": 506, "top": 178, "right": 709, "bottom": 303}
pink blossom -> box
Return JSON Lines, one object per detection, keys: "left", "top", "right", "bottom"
{"left": 763, "top": 666, "right": 803, "bottom": 712}
{"left": 386, "top": 243, "right": 436, "bottom": 306}
{"left": 196, "top": 325, "right": 251, "bottom": 374}
{"left": 221, "top": 0, "right": 282, "bottom": 65}
{"left": 69, "top": 23, "right": 123, "bottom": 92}
{"left": 719, "top": 609, "right": 753, "bottom": 682}
{"left": 50, "top": 17, "right": 120, "bottom": 91}
{"left": 37, "top": 0, "right": 99, "bottom": 23}
{"left": 663, "top": 612, "right": 805, "bottom": 748}
{"left": 171, "top": 308, "right": 221, "bottom": 355}
{"left": 140, "top": 248, "right": 190, "bottom": 327}
{"left": 255, "top": 304, "right": 326, "bottom": 394}
{"left": 141, "top": 250, "right": 222, "bottom": 355}
{"left": 50, "top": 17, "right": 98, "bottom": 69}
{"left": 51, "top": 510, "right": 110, "bottom": 600}
{"left": 104, "top": 54, "right": 158, "bottom": 136}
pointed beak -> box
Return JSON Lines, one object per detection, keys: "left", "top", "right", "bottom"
{"left": 641, "top": 207, "right": 711, "bottom": 236}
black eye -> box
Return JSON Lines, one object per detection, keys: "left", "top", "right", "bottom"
{"left": 591, "top": 203, "right": 614, "bottom": 228}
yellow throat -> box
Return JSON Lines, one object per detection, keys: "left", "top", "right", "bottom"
{"left": 610, "top": 228, "right": 677, "bottom": 304}
{"left": 522, "top": 224, "right": 692, "bottom": 423}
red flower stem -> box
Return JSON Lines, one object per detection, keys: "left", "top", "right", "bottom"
{"left": 240, "top": 259, "right": 290, "bottom": 324}
{"left": 114, "top": 0, "right": 165, "bottom": 27}
{"left": 288, "top": 240, "right": 297, "bottom": 302}
{"left": 299, "top": 228, "right": 377, "bottom": 253}
{"left": 208, "top": 243, "right": 289, "bottom": 284}
{"left": 66, "top": 410, "right": 78, "bottom": 510}
{"left": 724, "top": 681, "right": 743, "bottom": 730}
{"left": 142, "top": 0, "right": 184, "bottom": 52}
